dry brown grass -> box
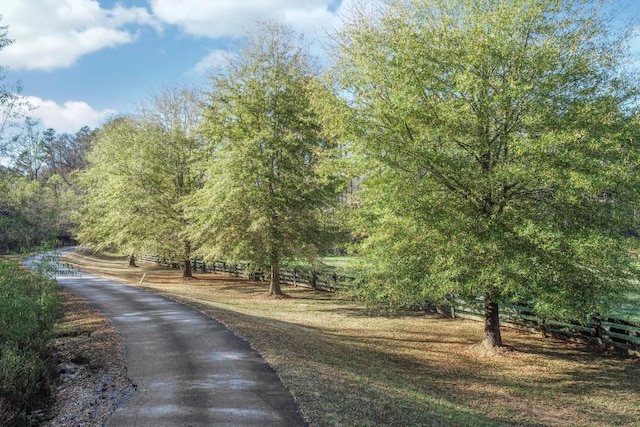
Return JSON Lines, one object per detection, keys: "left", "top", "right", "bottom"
{"left": 63, "top": 250, "right": 640, "bottom": 427}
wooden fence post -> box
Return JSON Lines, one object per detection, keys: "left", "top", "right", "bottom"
{"left": 593, "top": 317, "right": 604, "bottom": 350}
{"left": 539, "top": 318, "right": 547, "bottom": 338}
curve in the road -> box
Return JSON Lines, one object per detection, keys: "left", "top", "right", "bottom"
{"left": 40, "top": 251, "right": 306, "bottom": 427}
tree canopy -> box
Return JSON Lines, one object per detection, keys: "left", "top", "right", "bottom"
{"left": 335, "top": 0, "right": 640, "bottom": 349}
{"left": 186, "top": 22, "right": 342, "bottom": 295}
{"left": 76, "top": 87, "right": 203, "bottom": 276}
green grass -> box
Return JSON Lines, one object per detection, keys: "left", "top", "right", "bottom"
{"left": 321, "top": 255, "right": 355, "bottom": 272}
{"left": 283, "top": 255, "right": 355, "bottom": 274}
{"left": 64, "top": 250, "right": 640, "bottom": 427}
{"left": 612, "top": 293, "right": 640, "bottom": 322}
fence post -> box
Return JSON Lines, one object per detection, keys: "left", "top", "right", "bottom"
{"left": 539, "top": 318, "right": 547, "bottom": 338}
{"left": 293, "top": 268, "right": 298, "bottom": 287}
{"left": 311, "top": 272, "right": 317, "bottom": 289}
{"left": 448, "top": 294, "right": 456, "bottom": 319}
{"left": 593, "top": 317, "right": 604, "bottom": 349}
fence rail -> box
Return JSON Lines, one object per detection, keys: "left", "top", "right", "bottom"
{"left": 139, "top": 255, "right": 353, "bottom": 292}
{"left": 449, "top": 299, "right": 640, "bottom": 356}
{"left": 139, "top": 254, "right": 639, "bottom": 356}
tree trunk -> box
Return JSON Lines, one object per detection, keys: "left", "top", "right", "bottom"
{"left": 269, "top": 256, "right": 284, "bottom": 296}
{"left": 128, "top": 255, "right": 137, "bottom": 267}
{"left": 482, "top": 296, "right": 502, "bottom": 349}
{"left": 182, "top": 240, "right": 193, "bottom": 278}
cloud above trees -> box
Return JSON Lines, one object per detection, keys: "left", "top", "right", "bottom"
{"left": 0, "top": 0, "right": 159, "bottom": 71}
{"left": 0, "top": 0, "right": 350, "bottom": 72}
{"left": 149, "top": 0, "right": 342, "bottom": 39}
{"left": 23, "top": 96, "right": 116, "bottom": 133}
{"left": 0, "top": 0, "right": 359, "bottom": 133}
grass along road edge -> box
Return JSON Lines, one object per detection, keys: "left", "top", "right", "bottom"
{"left": 63, "top": 250, "right": 640, "bottom": 427}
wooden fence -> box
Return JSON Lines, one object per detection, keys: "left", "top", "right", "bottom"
{"left": 140, "top": 255, "right": 352, "bottom": 292}
{"left": 449, "top": 299, "right": 640, "bottom": 357}
{"left": 140, "top": 255, "right": 639, "bottom": 356}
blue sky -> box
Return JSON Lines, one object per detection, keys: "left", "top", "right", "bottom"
{"left": 0, "top": 0, "right": 346, "bottom": 133}
{"left": 0, "top": 0, "right": 639, "bottom": 134}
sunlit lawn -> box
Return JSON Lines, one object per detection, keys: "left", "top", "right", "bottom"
{"left": 63, "top": 250, "right": 640, "bottom": 427}
{"left": 321, "top": 255, "right": 355, "bottom": 272}
{"left": 614, "top": 293, "right": 640, "bottom": 322}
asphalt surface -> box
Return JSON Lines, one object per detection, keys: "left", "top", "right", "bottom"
{"left": 31, "top": 250, "right": 306, "bottom": 427}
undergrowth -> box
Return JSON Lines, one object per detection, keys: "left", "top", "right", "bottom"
{"left": 0, "top": 260, "right": 61, "bottom": 427}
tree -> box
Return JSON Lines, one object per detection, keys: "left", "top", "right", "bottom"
{"left": 138, "top": 86, "right": 204, "bottom": 277}
{"left": 13, "top": 117, "right": 47, "bottom": 181}
{"left": 0, "top": 167, "right": 76, "bottom": 251}
{"left": 76, "top": 87, "right": 203, "bottom": 277}
{"left": 75, "top": 116, "right": 152, "bottom": 258}
{"left": 188, "top": 22, "right": 340, "bottom": 296}
{"left": 43, "top": 126, "right": 94, "bottom": 183}
{"left": 0, "top": 17, "right": 28, "bottom": 156}
{"left": 335, "top": 0, "right": 640, "bottom": 350}
{"left": 0, "top": 18, "right": 78, "bottom": 250}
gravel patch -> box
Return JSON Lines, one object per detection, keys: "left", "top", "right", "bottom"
{"left": 43, "top": 291, "right": 135, "bottom": 427}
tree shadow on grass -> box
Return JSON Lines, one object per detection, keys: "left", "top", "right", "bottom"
{"left": 181, "top": 301, "right": 640, "bottom": 427}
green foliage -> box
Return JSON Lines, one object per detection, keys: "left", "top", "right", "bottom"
{"left": 76, "top": 87, "right": 203, "bottom": 267}
{"left": 0, "top": 169, "right": 75, "bottom": 252}
{"left": 187, "top": 22, "right": 344, "bottom": 289}
{"left": 336, "top": 0, "right": 640, "bottom": 324}
{"left": 0, "top": 260, "right": 61, "bottom": 425}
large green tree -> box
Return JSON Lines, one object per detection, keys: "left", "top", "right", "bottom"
{"left": 75, "top": 116, "right": 153, "bottom": 259}
{"left": 76, "top": 86, "right": 203, "bottom": 276}
{"left": 335, "top": 0, "right": 640, "bottom": 350}
{"left": 188, "top": 22, "right": 341, "bottom": 296}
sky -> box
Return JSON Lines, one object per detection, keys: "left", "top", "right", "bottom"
{"left": 1, "top": 0, "right": 640, "bottom": 134}
{"left": 0, "top": 0, "right": 349, "bottom": 134}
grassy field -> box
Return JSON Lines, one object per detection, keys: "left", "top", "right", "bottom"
{"left": 63, "top": 250, "right": 640, "bottom": 427}
{"left": 613, "top": 293, "right": 640, "bottom": 322}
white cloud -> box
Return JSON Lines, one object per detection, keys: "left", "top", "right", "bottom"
{"left": 150, "top": 0, "right": 345, "bottom": 41}
{"left": 0, "top": 0, "right": 159, "bottom": 71}
{"left": 192, "top": 49, "right": 237, "bottom": 75}
{"left": 23, "top": 96, "right": 116, "bottom": 133}
{"left": 154, "top": 0, "right": 357, "bottom": 72}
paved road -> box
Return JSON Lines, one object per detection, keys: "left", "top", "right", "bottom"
{"left": 34, "top": 250, "right": 306, "bottom": 426}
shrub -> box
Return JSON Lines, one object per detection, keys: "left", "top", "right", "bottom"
{"left": 0, "top": 260, "right": 61, "bottom": 426}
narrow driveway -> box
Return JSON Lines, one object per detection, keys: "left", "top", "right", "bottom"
{"left": 38, "top": 250, "right": 305, "bottom": 427}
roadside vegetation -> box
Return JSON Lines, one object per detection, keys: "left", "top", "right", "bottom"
{"left": 2, "top": 1, "right": 640, "bottom": 424}
{"left": 64, "top": 250, "right": 640, "bottom": 427}
{"left": 0, "top": 259, "right": 60, "bottom": 426}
